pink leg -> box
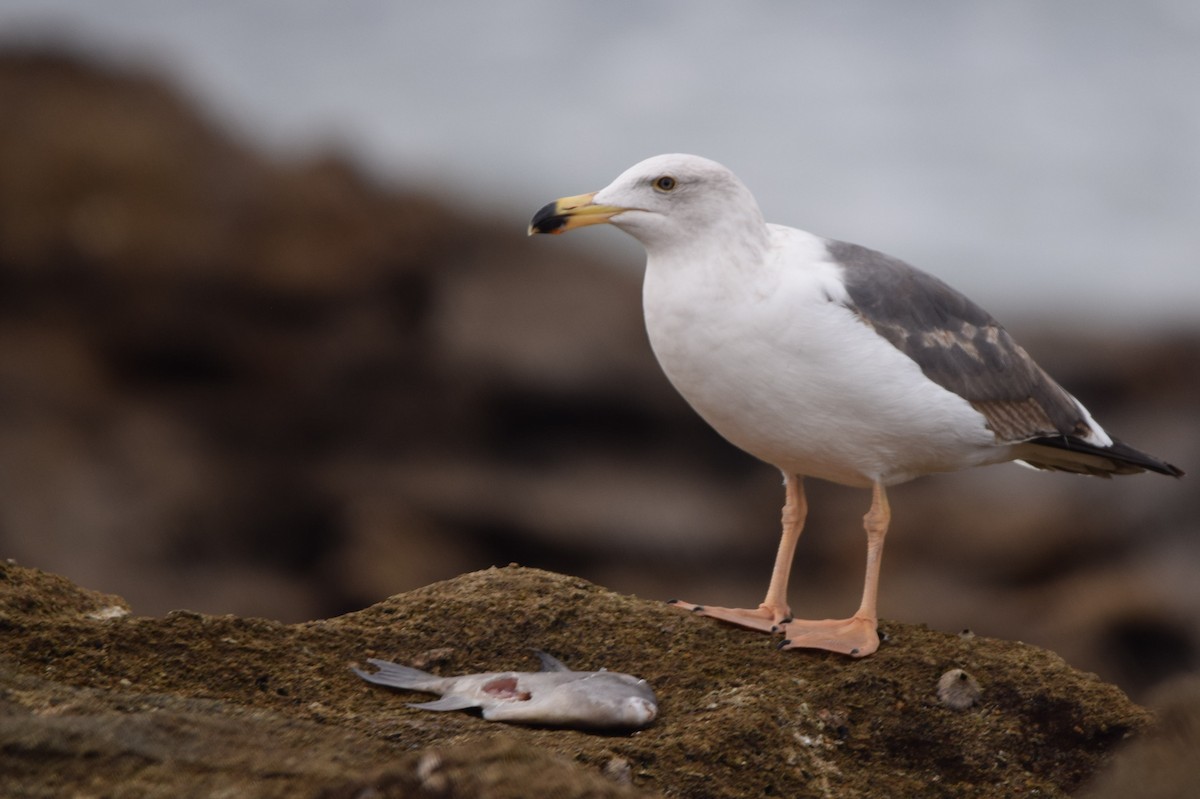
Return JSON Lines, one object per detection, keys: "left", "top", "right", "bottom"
{"left": 778, "top": 480, "right": 889, "bottom": 657}
{"left": 669, "top": 474, "right": 807, "bottom": 633}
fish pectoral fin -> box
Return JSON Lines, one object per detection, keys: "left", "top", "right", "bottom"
{"left": 531, "top": 650, "right": 571, "bottom": 672}
{"left": 408, "top": 695, "right": 480, "bottom": 713}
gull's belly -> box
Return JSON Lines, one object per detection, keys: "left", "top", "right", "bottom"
{"left": 644, "top": 283, "right": 1002, "bottom": 487}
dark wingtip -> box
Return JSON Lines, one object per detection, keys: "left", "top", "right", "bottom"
{"left": 1106, "top": 441, "right": 1183, "bottom": 478}
{"left": 528, "top": 201, "right": 567, "bottom": 235}
{"left": 1026, "top": 435, "right": 1185, "bottom": 478}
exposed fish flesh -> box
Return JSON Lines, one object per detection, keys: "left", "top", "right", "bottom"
{"left": 353, "top": 650, "right": 657, "bottom": 729}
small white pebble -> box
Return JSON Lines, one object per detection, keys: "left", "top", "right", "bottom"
{"left": 601, "top": 756, "right": 633, "bottom": 784}
{"left": 85, "top": 606, "right": 129, "bottom": 621}
{"left": 937, "top": 668, "right": 982, "bottom": 710}
{"left": 411, "top": 647, "right": 455, "bottom": 670}
{"left": 415, "top": 752, "right": 448, "bottom": 792}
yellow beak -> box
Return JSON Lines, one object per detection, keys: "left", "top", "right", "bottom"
{"left": 528, "top": 192, "right": 626, "bottom": 235}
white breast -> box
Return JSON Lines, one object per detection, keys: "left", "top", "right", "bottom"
{"left": 642, "top": 227, "right": 1003, "bottom": 487}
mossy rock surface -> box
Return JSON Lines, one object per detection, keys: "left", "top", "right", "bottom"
{"left": 0, "top": 560, "right": 1150, "bottom": 798}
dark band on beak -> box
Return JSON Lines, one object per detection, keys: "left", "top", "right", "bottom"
{"left": 529, "top": 201, "right": 568, "bottom": 234}
{"left": 527, "top": 192, "right": 625, "bottom": 236}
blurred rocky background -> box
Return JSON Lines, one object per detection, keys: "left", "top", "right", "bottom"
{"left": 0, "top": 50, "right": 1196, "bottom": 704}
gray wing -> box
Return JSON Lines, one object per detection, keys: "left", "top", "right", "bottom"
{"left": 829, "top": 240, "right": 1091, "bottom": 444}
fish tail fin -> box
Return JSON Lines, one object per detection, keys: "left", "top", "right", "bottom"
{"left": 353, "top": 658, "right": 437, "bottom": 690}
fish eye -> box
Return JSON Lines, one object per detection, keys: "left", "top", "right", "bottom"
{"left": 652, "top": 175, "right": 677, "bottom": 192}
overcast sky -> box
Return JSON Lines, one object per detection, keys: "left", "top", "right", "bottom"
{"left": 1, "top": 1, "right": 1198, "bottom": 324}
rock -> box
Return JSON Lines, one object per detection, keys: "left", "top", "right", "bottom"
{"left": 1077, "top": 674, "right": 1200, "bottom": 799}
{"left": 0, "top": 560, "right": 1152, "bottom": 798}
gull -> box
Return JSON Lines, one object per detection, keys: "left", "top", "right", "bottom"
{"left": 529, "top": 154, "right": 1182, "bottom": 657}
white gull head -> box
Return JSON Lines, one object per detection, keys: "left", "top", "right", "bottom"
{"left": 594, "top": 153, "right": 769, "bottom": 257}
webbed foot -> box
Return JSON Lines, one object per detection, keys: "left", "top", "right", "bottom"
{"left": 778, "top": 616, "right": 879, "bottom": 657}
{"left": 667, "top": 599, "right": 792, "bottom": 634}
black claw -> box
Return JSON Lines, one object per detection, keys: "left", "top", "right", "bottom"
{"left": 850, "top": 648, "right": 860, "bottom": 656}
{"left": 691, "top": 605, "right": 705, "bottom": 613}
{"left": 777, "top": 639, "right": 792, "bottom": 650}
{"left": 666, "top": 599, "right": 679, "bottom": 604}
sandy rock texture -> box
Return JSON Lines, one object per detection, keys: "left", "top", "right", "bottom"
{"left": 0, "top": 47, "right": 1196, "bottom": 719}
{"left": 0, "top": 560, "right": 1160, "bottom": 798}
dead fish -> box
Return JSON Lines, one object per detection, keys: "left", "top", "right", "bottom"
{"left": 353, "top": 650, "right": 657, "bottom": 729}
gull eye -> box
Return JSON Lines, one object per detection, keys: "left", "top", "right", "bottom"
{"left": 652, "top": 175, "right": 677, "bottom": 192}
